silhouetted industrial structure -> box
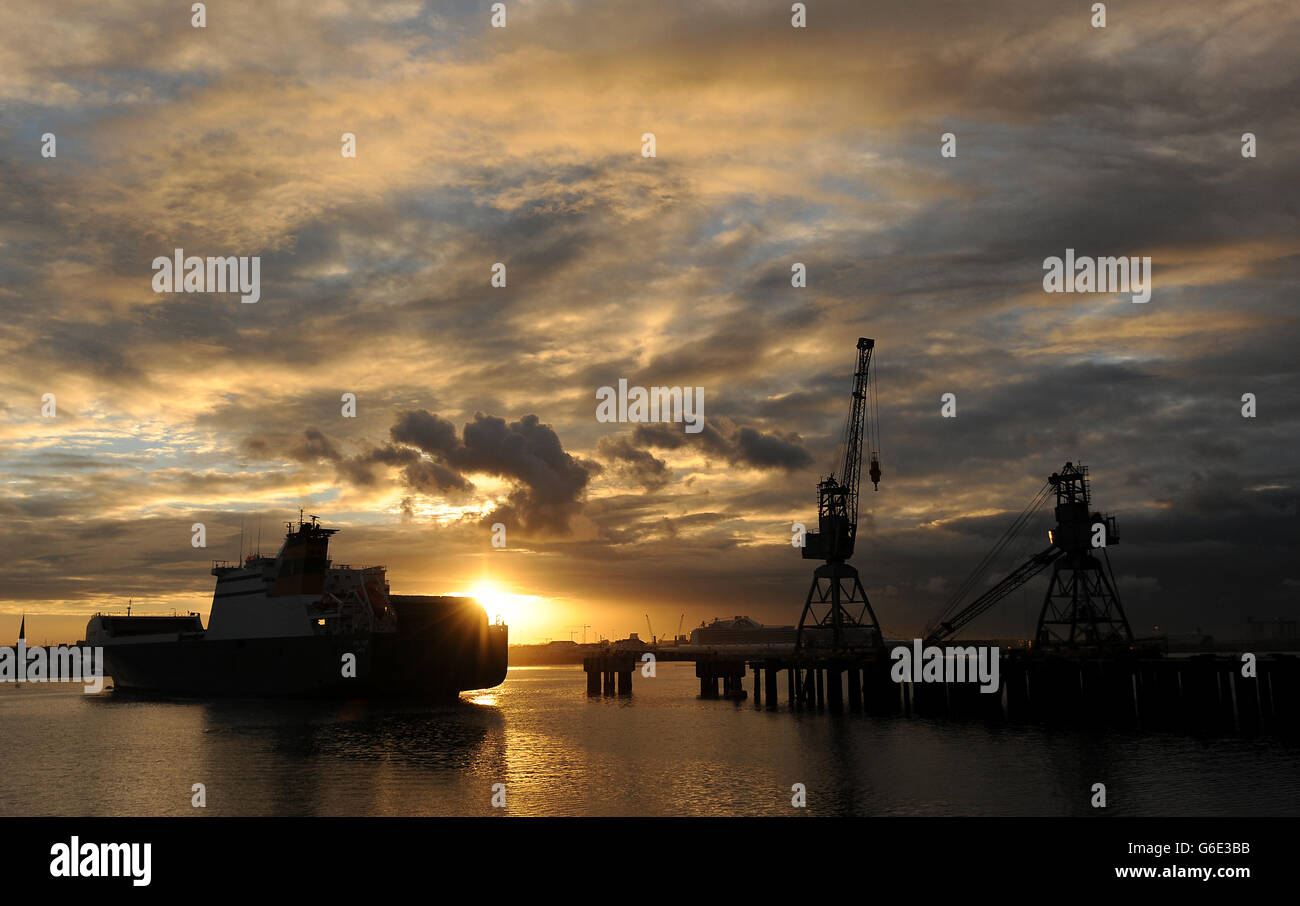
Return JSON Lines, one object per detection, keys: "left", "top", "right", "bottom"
{"left": 795, "top": 337, "right": 884, "bottom": 652}
{"left": 576, "top": 346, "right": 1298, "bottom": 738}
{"left": 925, "top": 462, "right": 1133, "bottom": 647}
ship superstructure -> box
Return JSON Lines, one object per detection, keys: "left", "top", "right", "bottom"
{"left": 85, "top": 515, "right": 507, "bottom": 700}
{"left": 203, "top": 514, "right": 396, "bottom": 641}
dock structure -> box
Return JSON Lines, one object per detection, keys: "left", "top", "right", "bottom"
{"left": 582, "top": 653, "right": 636, "bottom": 696}
{"left": 582, "top": 644, "right": 1300, "bottom": 737}
{"left": 695, "top": 657, "right": 747, "bottom": 699}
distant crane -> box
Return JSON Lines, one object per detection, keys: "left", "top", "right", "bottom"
{"left": 795, "top": 337, "right": 885, "bottom": 651}
{"left": 677, "top": 613, "right": 685, "bottom": 643}
{"left": 924, "top": 462, "right": 1132, "bottom": 647}
{"left": 645, "top": 614, "right": 655, "bottom": 645}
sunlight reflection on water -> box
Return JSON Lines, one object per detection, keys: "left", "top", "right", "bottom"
{"left": 1, "top": 664, "right": 1297, "bottom": 816}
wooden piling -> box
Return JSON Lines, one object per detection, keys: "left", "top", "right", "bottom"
{"left": 827, "top": 665, "right": 843, "bottom": 712}
{"left": 845, "top": 666, "right": 859, "bottom": 712}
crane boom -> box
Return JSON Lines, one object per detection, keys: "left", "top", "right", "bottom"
{"left": 925, "top": 545, "right": 1062, "bottom": 642}
{"left": 842, "top": 337, "right": 873, "bottom": 531}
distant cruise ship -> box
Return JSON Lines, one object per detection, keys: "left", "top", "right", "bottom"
{"left": 688, "top": 616, "right": 798, "bottom": 646}
{"left": 84, "top": 515, "right": 507, "bottom": 700}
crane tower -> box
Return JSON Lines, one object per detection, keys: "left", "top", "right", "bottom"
{"left": 795, "top": 337, "right": 885, "bottom": 651}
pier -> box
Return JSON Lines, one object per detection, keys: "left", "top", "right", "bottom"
{"left": 582, "top": 654, "right": 636, "bottom": 696}
{"left": 583, "top": 645, "right": 1300, "bottom": 737}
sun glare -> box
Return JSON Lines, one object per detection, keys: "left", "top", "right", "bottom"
{"left": 456, "top": 581, "right": 567, "bottom": 642}
{"left": 469, "top": 581, "right": 522, "bottom": 627}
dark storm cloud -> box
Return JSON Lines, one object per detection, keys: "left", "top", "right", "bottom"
{"left": 451, "top": 412, "right": 600, "bottom": 532}
{"left": 582, "top": 497, "right": 742, "bottom": 548}
{"left": 248, "top": 423, "right": 471, "bottom": 492}
{"left": 630, "top": 418, "right": 813, "bottom": 471}
{"left": 387, "top": 409, "right": 599, "bottom": 533}
{"left": 289, "top": 428, "right": 341, "bottom": 463}
{"left": 390, "top": 410, "right": 459, "bottom": 457}
{"left": 733, "top": 427, "right": 815, "bottom": 470}
{"left": 597, "top": 436, "right": 671, "bottom": 491}
{"left": 244, "top": 410, "right": 599, "bottom": 531}
{"left": 342, "top": 442, "right": 475, "bottom": 494}
{"left": 396, "top": 458, "right": 474, "bottom": 495}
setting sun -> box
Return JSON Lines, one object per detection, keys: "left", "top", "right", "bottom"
{"left": 467, "top": 582, "right": 539, "bottom": 631}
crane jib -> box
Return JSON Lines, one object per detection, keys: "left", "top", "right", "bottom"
{"left": 802, "top": 337, "right": 879, "bottom": 565}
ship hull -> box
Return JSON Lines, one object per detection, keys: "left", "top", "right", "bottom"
{"left": 101, "top": 596, "right": 508, "bottom": 702}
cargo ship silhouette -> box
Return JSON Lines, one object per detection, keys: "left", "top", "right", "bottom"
{"left": 84, "top": 515, "right": 508, "bottom": 699}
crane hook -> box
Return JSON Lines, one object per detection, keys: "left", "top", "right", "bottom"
{"left": 869, "top": 454, "right": 882, "bottom": 490}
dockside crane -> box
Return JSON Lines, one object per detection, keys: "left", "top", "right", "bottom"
{"left": 924, "top": 462, "right": 1133, "bottom": 648}
{"left": 795, "top": 337, "right": 885, "bottom": 651}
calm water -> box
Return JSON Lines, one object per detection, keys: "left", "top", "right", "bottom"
{"left": 2, "top": 663, "right": 1297, "bottom": 816}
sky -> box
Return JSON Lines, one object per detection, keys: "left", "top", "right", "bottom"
{"left": 1, "top": 0, "right": 1297, "bottom": 645}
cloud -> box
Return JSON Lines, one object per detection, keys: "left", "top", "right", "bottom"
{"left": 1, "top": 0, "right": 1298, "bottom": 643}
{"left": 630, "top": 419, "right": 813, "bottom": 471}
{"left": 597, "top": 436, "right": 671, "bottom": 490}
{"left": 390, "top": 410, "right": 460, "bottom": 458}
{"left": 450, "top": 412, "right": 600, "bottom": 533}
{"left": 386, "top": 410, "right": 598, "bottom": 533}
{"left": 289, "top": 428, "right": 342, "bottom": 463}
